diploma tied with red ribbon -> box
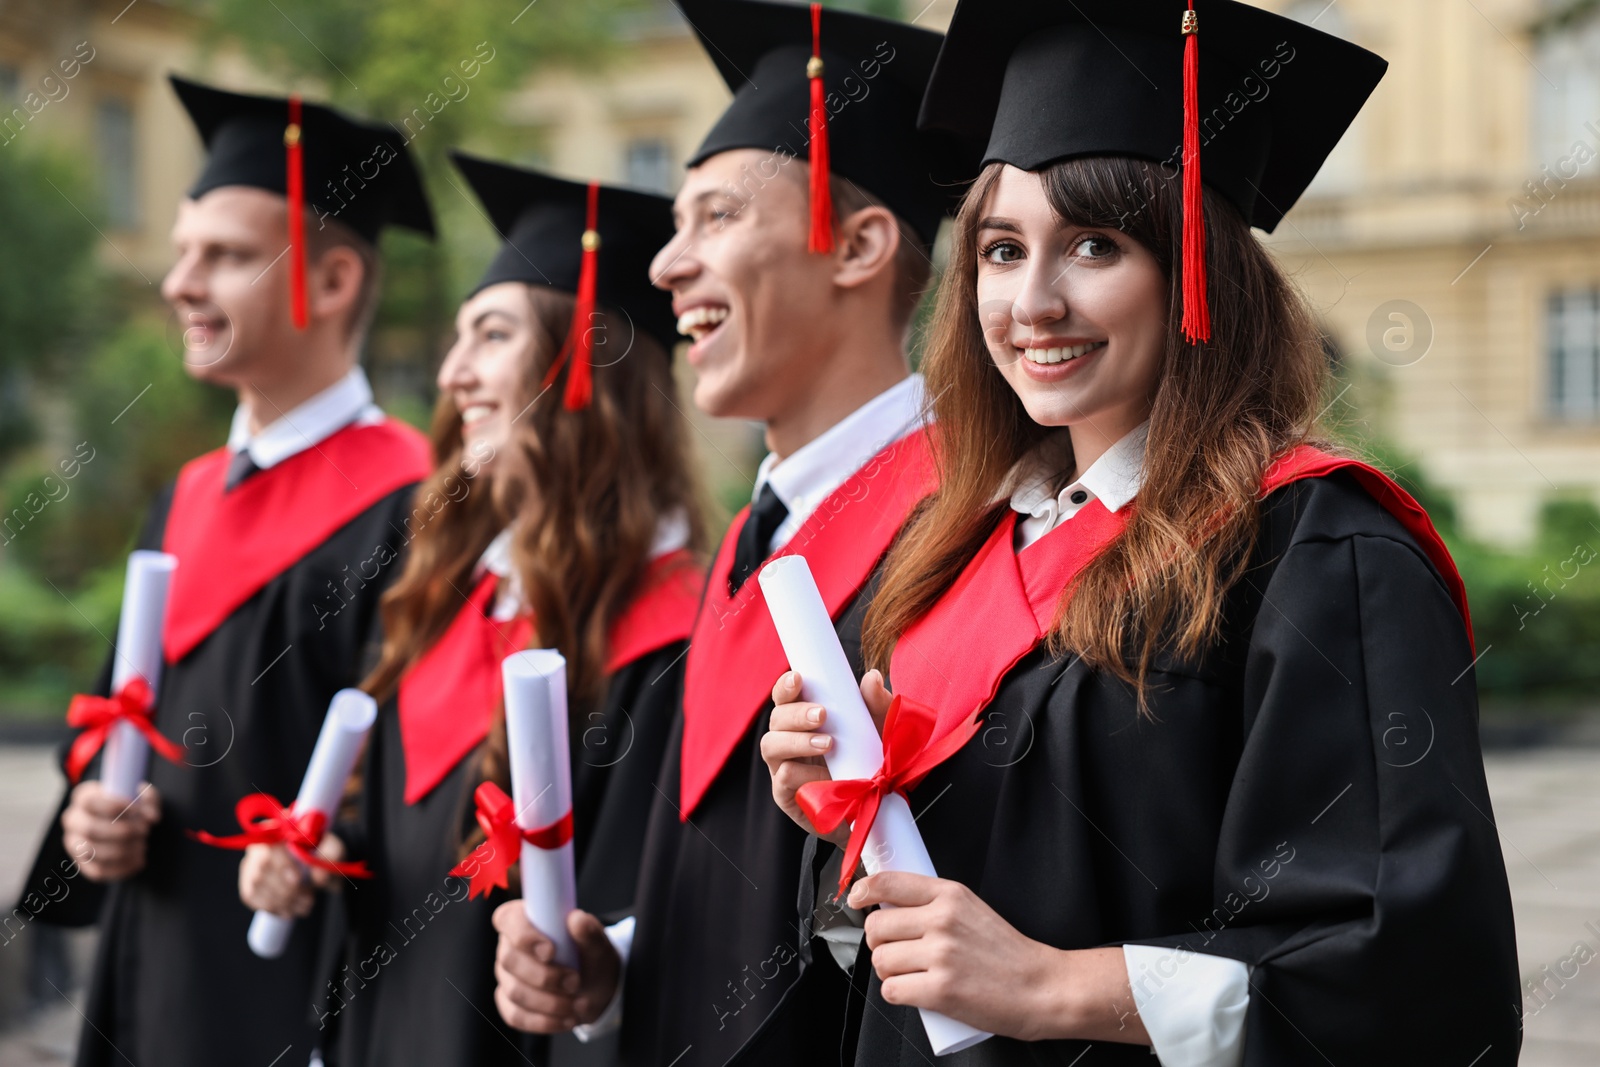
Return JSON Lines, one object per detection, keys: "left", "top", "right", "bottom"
{"left": 758, "top": 556, "right": 991, "bottom": 1056}
{"left": 235, "top": 688, "right": 377, "bottom": 958}
{"left": 502, "top": 649, "right": 580, "bottom": 969}
{"left": 71, "top": 551, "right": 180, "bottom": 799}
{"left": 452, "top": 780, "right": 573, "bottom": 900}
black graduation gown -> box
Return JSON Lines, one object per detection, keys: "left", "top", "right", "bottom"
{"left": 618, "top": 429, "right": 938, "bottom": 1067}
{"left": 848, "top": 472, "right": 1521, "bottom": 1065}
{"left": 327, "top": 641, "right": 688, "bottom": 1067}
{"left": 22, "top": 446, "right": 423, "bottom": 1067}
{"left": 618, "top": 589, "right": 871, "bottom": 1067}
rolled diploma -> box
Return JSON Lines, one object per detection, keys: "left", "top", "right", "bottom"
{"left": 101, "top": 551, "right": 179, "bottom": 800}
{"left": 503, "top": 650, "right": 579, "bottom": 969}
{"left": 248, "top": 688, "right": 378, "bottom": 959}
{"left": 758, "top": 556, "right": 991, "bottom": 1056}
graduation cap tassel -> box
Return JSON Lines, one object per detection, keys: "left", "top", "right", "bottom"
{"left": 807, "top": 2, "right": 835, "bottom": 254}
{"left": 1180, "top": 2, "right": 1210, "bottom": 344}
{"left": 285, "top": 96, "right": 309, "bottom": 330}
{"left": 544, "top": 181, "right": 601, "bottom": 411}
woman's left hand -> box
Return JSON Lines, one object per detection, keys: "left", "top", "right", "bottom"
{"left": 850, "top": 872, "right": 1148, "bottom": 1045}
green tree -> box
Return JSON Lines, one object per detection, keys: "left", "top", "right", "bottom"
{"left": 1532, "top": 0, "right": 1600, "bottom": 35}
{"left": 0, "top": 142, "right": 104, "bottom": 460}
{"left": 189, "top": 0, "right": 649, "bottom": 401}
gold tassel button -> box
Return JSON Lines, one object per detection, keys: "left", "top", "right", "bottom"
{"left": 807, "top": 56, "right": 825, "bottom": 79}
{"left": 581, "top": 229, "right": 601, "bottom": 252}
{"left": 1182, "top": 10, "right": 1199, "bottom": 35}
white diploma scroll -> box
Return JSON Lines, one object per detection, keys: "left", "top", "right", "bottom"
{"left": 502, "top": 650, "right": 580, "bottom": 969}
{"left": 248, "top": 688, "right": 378, "bottom": 959}
{"left": 758, "top": 556, "right": 992, "bottom": 1056}
{"left": 101, "top": 551, "right": 179, "bottom": 800}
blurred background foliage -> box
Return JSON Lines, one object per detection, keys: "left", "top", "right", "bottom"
{"left": 0, "top": 0, "right": 650, "bottom": 716}
{"left": 1, "top": 0, "right": 1595, "bottom": 720}
{"left": 1328, "top": 363, "right": 1600, "bottom": 714}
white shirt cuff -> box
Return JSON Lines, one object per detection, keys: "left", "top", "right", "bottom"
{"left": 1123, "top": 944, "right": 1250, "bottom": 1067}
{"left": 572, "top": 916, "right": 634, "bottom": 1042}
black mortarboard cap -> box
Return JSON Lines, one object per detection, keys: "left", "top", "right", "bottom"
{"left": 676, "top": 0, "right": 975, "bottom": 246}
{"left": 170, "top": 75, "right": 436, "bottom": 243}
{"left": 919, "top": 0, "right": 1387, "bottom": 234}
{"left": 453, "top": 152, "right": 678, "bottom": 352}
{"left": 452, "top": 153, "right": 680, "bottom": 410}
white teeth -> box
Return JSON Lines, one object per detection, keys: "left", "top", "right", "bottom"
{"left": 677, "top": 305, "right": 730, "bottom": 338}
{"left": 460, "top": 405, "right": 494, "bottom": 427}
{"left": 1019, "top": 341, "right": 1106, "bottom": 365}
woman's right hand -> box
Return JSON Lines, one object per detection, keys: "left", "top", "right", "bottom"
{"left": 761, "top": 669, "right": 894, "bottom": 849}
{"left": 237, "top": 835, "right": 342, "bottom": 918}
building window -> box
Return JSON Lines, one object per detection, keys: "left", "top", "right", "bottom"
{"left": 1548, "top": 288, "right": 1600, "bottom": 420}
{"left": 96, "top": 98, "right": 138, "bottom": 229}
{"left": 624, "top": 137, "right": 673, "bottom": 194}
{"left": 1533, "top": 13, "right": 1600, "bottom": 168}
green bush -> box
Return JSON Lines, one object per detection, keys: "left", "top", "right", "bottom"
{"left": 1452, "top": 500, "right": 1600, "bottom": 702}
{"left": 0, "top": 320, "right": 229, "bottom": 717}
{"left": 0, "top": 558, "right": 121, "bottom": 718}
{"left": 4, "top": 320, "right": 230, "bottom": 587}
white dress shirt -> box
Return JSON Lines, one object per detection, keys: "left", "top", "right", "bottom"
{"left": 477, "top": 509, "right": 692, "bottom": 621}
{"left": 1005, "top": 422, "right": 1250, "bottom": 1067}
{"left": 754, "top": 374, "right": 928, "bottom": 553}
{"left": 226, "top": 366, "right": 385, "bottom": 471}
{"left": 1007, "top": 422, "right": 1148, "bottom": 549}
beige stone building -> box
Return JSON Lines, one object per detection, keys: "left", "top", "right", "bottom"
{"left": 513, "top": 0, "right": 1600, "bottom": 547}
{"left": 1252, "top": 0, "right": 1600, "bottom": 547}
{"left": 12, "top": 0, "right": 1600, "bottom": 545}
{"left": 0, "top": 0, "right": 284, "bottom": 281}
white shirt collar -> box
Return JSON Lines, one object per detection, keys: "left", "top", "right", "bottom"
{"left": 477, "top": 509, "right": 694, "bottom": 621}
{"left": 753, "top": 374, "right": 927, "bottom": 553}
{"left": 1009, "top": 422, "right": 1149, "bottom": 550}
{"left": 226, "top": 367, "right": 384, "bottom": 470}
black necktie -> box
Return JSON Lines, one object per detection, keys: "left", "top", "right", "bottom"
{"left": 728, "top": 484, "right": 789, "bottom": 595}
{"left": 224, "top": 448, "right": 261, "bottom": 492}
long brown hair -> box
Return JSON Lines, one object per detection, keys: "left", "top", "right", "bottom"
{"left": 363, "top": 284, "right": 706, "bottom": 787}
{"left": 863, "top": 157, "right": 1331, "bottom": 697}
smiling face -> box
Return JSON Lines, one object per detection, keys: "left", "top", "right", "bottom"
{"left": 649, "top": 149, "right": 838, "bottom": 421}
{"left": 974, "top": 164, "right": 1168, "bottom": 442}
{"left": 438, "top": 281, "right": 552, "bottom": 475}
{"left": 161, "top": 187, "right": 302, "bottom": 385}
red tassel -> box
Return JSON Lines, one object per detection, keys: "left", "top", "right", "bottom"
{"left": 543, "top": 181, "right": 601, "bottom": 410}
{"left": 1180, "top": 3, "right": 1209, "bottom": 343}
{"left": 286, "top": 96, "right": 308, "bottom": 330}
{"left": 807, "top": 2, "right": 835, "bottom": 254}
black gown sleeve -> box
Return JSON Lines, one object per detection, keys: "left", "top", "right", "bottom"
{"left": 1122, "top": 527, "right": 1521, "bottom": 1064}
{"left": 14, "top": 482, "right": 176, "bottom": 927}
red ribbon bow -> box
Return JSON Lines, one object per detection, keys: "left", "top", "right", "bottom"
{"left": 450, "top": 781, "right": 574, "bottom": 900}
{"left": 797, "top": 694, "right": 981, "bottom": 901}
{"left": 190, "top": 793, "right": 372, "bottom": 878}
{"left": 64, "top": 677, "right": 185, "bottom": 785}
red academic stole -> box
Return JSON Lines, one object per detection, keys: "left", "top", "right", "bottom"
{"left": 399, "top": 549, "right": 704, "bottom": 804}
{"left": 678, "top": 428, "right": 937, "bottom": 818}
{"left": 161, "top": 419, "right": 430, "bottom": 663}
{"left": 890, "top": 446, "right": 1474, "bottom": 764}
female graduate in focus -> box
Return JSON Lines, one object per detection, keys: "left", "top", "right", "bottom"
{"left": 238, "top": 156, "right": 706, "bottom": 1067}
{"left": 760, "top": 2, "right": 1521, "bottom": 1064}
